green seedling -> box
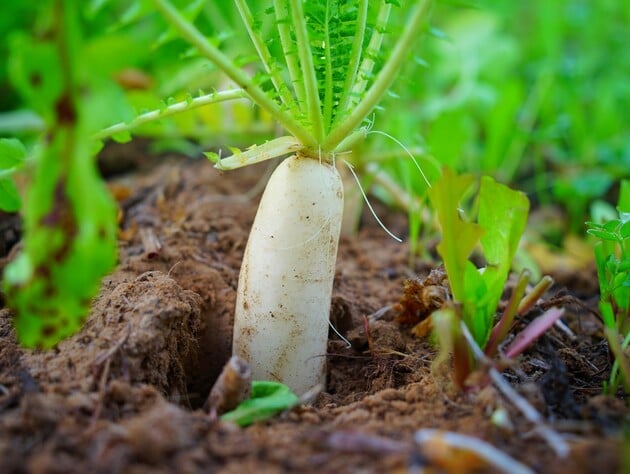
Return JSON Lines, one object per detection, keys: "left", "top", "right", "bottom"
{"left": 587, "top": 179, "right": 630, "bottom": 395}
{"left": 429, "top": 169, "right": 529, "bottom": 346}
{"left": 221, "top": 381, "right": 299, "bottom": 427}
{"left": 428, "top": 168, "right": 557, "bottom": 387}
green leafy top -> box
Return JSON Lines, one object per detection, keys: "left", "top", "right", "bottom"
{"left": 150, "top": 0, "right": 433, "bottom": 167}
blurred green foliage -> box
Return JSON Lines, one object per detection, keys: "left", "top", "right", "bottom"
{"left": 373, "top": 0, "right": 629, "bottom": 233}
{"left": 3, "top": 1, "right": 627, "bottom": 209}
{"left": 2, "top": 1, "right": 118, "bottom": 348}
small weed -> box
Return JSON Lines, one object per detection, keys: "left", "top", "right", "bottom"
{"left": 587, "top": 180, "right": 630, "bottom": 395}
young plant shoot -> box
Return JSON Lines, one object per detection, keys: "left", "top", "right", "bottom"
{"left": 428, "top": 169, "right": 559, "bottom": 388}
{"left": 587, "top": 180, "right": 630, "bottom": 394}
{"left": 152, "top": 0, "right": 433, "bottom": 394}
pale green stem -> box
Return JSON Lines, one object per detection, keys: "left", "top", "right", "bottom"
{"left": 324, "top": 0, "right": 432, "bottom": 151}
{"left": 338, "top": 0, "right": 368, "bottom": 114}
{"left": 273, "top": 0, "right": 306, "bottom": 114}
{"left": 342, "top": 1, "right": 391, "bottom": 114}
{"left": 92, "top": 89, "right": 247, "bottom": 141}
{"left": 210, "top": 135, "right": 302, "bottom": 170}
{"left": 334, "top": 127, "right": 368, "bottom": 154}
{"left": 516, "top": 275, "right": 554, "bottom": 315}
{"left": 485, "top": 270, "right": 530, "bottom": 358}
{"left": 233, "top": 0, "right": 300, "bottom": 116}
{"left": 152, "top": 0, "right": 315, "bottom": 146}
{"left": 289, "top": 0, "right": 325, "bottom": 142}
{"left": 606, "top": 328, "right": 630, "bottom": 393}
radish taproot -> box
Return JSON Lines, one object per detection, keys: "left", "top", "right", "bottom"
{"left": 233, "top": 154, "right": 343, "bottom": 394}
{"left": 148, "top": 0, "right": 433, "bottom": 394}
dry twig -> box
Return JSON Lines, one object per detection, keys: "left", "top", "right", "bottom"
{"left": 413, "top": 429, "right": 534, "bottom": 474}
{"left": 460, "top": 321, "right": 570, "bottom": 458}
{"left": 139, "top": 227, "right": 162, "bottom": 259}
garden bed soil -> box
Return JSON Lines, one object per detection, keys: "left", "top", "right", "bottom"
{"left": 0, "top": 146, "right": 626, "bottom": 473}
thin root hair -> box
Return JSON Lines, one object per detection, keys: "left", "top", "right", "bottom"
{"left": 342, "top": 159, "right": 403, "bottom": 243}
{"left": 328, "top": 319, "right": 352, "bottom": 349}
{"left": 367, "top": 129, "right": 431, "bottom": 189}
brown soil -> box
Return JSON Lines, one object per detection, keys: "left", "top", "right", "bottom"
{"left": 0, "top": 147, "right": 626, "bottom": 473}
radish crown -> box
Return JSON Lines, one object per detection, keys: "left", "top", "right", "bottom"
{"left": 152, "top": 0, "right": 433, "bottom": 168}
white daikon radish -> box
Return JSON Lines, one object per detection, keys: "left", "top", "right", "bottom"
{"left": 151, "top": 0, "right": 433, "bottom": 396}
{"left": 232, "top": 154, "right": 343, "bottom": 395}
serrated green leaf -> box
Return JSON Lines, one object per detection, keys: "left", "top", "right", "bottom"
{"left": 478, "top": 176, "right": 529, "bottom": 270}
{"left": 603, "top": 220, "right": 621, "bottom": 232}
{"left": 203, "top": 151, "right": 220, "bottom": 164}
{"left": 221, "top": 381, "right": 299, "bottom": 427}
{"left": 430, "top": 171, "right": 530, "bottom": 346}
{"left": 587, "top": 229, "right": 621, "bottom": 242}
